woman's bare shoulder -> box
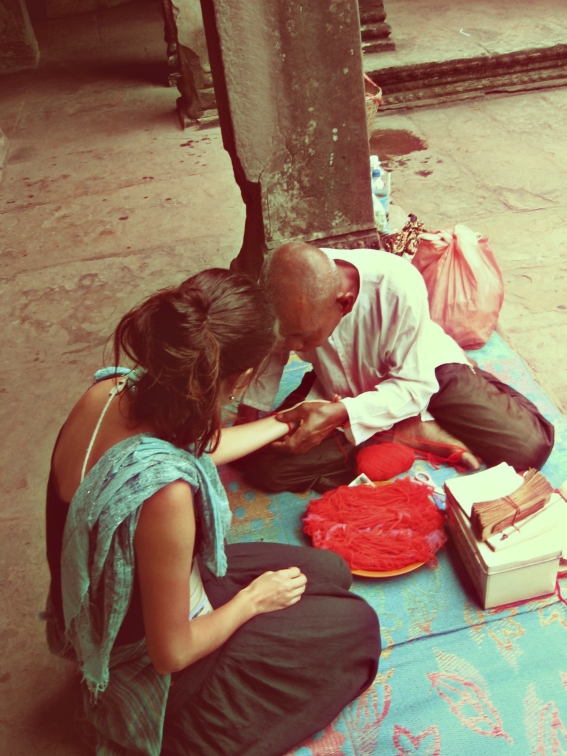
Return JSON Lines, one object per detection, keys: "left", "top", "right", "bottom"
{"left": 52, "top": 377, "right": 150, "bottom": 503}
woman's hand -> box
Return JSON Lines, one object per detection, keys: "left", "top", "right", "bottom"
{"left": 136, "top": 483, "right": 307, "bottom": 674}
{"left": 242, "top": 567, "right": 307, "bottom": 614}
{"left": 273, "top": 400, "right": 348, "bottom": 454}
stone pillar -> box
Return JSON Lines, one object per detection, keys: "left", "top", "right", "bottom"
{"left": 0, "top": 0, "right": 40, "bottom": 74}
{"left": 159, "top": 0, "right": 216, "bottom": 124}
{"left": 200, "top": 0, "right": 377, "bottom": 278}
{"left": 158, "top": 0, "right": 182, "bottom": 87}
{"left": 358, "top": 0, "right": 394, "bottom": 54}
{"left": 174, "top": 0, "right": 215, "bottom": 123}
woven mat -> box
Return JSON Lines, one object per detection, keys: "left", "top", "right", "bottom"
{"left": 218, "top": 333, "right": 567, "bottom": 756}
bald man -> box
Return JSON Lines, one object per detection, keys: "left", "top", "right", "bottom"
{"left": 236, "top": 243, "right": 554, "bottom": 493}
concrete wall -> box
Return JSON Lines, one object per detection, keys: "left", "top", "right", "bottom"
{"left": 0, "top": 0, "right": 39, "bottom": 74}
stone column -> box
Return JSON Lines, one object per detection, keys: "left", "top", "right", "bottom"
{"left": 0, "top": 0, "right": 40, "bottom": 74}
{"left": 358, "top": 0, "right": 394, "bottom": 53}
{"left": 159, "top": 0, "right": 216, "bottom": 123}
{"left": 200, "top": 0, "right": 377, "bottom": 278}
{"left": 174, "top": 0, "right": 215, "bottom": 123}
{"left": 158, "top": 0, "right": 182, "bottom": 87}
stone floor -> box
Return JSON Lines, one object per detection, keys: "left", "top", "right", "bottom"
{"left": 375, "top": 0, "right": 567, "bottom": 69}
{"left": 0, "top": 0, "right": 566, "bottom": 753}
{"left": 366, "top": 1, "right": 567, "bottom": 109}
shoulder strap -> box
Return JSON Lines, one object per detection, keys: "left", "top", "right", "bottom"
{"left": 80, "top": 377, "right": 128, "bottom": 482}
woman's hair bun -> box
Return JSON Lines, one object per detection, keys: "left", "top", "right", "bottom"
{"left": 112, "top": 268, "right": 275, "bottom": 454}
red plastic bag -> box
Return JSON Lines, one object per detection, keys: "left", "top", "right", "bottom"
{"left": 412, "top": 224, "right": 504, "bottom": 349}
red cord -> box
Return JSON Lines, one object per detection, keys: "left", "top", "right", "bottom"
{"left": 333, "top": 430, "right": 352, "bottom": 465}
{"left": 556, "top": 578, "right": 567, "bottom": 607}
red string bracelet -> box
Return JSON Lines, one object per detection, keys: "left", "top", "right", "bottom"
{"left": 273, "top": 416, "right": 294, "bottom": 435}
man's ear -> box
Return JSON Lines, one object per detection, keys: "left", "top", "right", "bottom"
{"left": 337, "top": 292, "right": 355, "bottom": 316}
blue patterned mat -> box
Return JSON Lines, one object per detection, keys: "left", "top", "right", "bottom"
{"left": 218, "top": 333, "right": 567, "bottom": 756}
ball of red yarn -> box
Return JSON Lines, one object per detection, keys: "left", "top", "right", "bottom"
{"left": 303, "top": 478, "right": 446, "bottom": 572}
{"left": 356, "top": 442, "right": 415, "bottom": 481}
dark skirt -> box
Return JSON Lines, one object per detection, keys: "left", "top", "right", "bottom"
{"left": 161, "top": 542, "right": 380, "bottom": 756}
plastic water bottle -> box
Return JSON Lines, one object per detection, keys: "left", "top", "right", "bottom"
{"left": 370, "top": 155, "right": 390, "bottom": 233}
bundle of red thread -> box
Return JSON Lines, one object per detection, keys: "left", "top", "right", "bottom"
{"left": 303, "top": 477, "right": 447, "bottom": 573}
{"left": 355, "top": 441, "right": 467, "bottom": 482}
{"left": 356, "top": 442, "right": 415, "bottom": 481}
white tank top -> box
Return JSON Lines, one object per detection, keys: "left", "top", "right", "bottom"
{"left": 189, "top": 561, "right": 213, "bottom": 619}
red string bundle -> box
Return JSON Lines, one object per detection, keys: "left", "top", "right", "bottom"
{"left": 354, "top": 433, "right": 468, "bottom": 480}
{"left": 356, "top": 442, "right": 415, "bottom": 480}
{"left": 304, "top": 478, "right": 447, "bottom": 572}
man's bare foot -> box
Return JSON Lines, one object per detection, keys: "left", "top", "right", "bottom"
{"left": 389, "top": 416, "right": 481, "bottom": 470}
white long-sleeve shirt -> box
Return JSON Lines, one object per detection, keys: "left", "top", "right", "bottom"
{"left": 244, "top": 249, "right": 470, "bottom": 445}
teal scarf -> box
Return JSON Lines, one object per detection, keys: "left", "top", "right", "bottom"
{"left": 56, "top": 431, "right": 232, "bottom": 755}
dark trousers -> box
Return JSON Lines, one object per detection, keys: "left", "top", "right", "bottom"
{"left": 161, "top": 543, "right": 380, "bottom": 756}
{"left": 237, "top": 363, "right": 555, "bottom": 493}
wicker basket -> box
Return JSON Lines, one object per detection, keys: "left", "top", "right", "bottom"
{"left": 364, "top": 74, "right": 382, "bottom": 136}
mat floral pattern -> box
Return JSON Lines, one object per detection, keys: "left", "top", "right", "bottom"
{"left": 218, "top": 333, "right": 567, "bottom": 756}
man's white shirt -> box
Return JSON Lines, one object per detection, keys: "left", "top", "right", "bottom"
{"left": 244, "top": 249, "right": 470, "bottom": 445}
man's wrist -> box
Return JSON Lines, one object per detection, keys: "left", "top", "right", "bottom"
{"left": 323, "top": 401, "right": 349, "bottom": 429}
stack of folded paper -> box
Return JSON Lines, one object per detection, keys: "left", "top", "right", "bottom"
{"left": 445, "top": 463, "right": 567, "bottom": 609}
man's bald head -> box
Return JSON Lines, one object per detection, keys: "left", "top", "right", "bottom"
{"left": 262, "top": 242, "right": 340, "bottom": 311}
{"left": 261, "top": 243, "right": 344, "bottom": 352}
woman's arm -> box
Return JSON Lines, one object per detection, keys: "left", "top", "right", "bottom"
{"left": 135, "top": 481, "right": 306, "bottom": 675}
{"left": 210, "top": 415, "right": 295, "bottom": 465}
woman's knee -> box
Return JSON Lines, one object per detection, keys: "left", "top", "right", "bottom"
{"left": 343, "top": 598, "right": 381, "bottom": 692}
{"left": 354, "top": 598, "right": 381, "bottom": 655}
{"left": 303, "top": 547, "right": 353, "bottom": 590}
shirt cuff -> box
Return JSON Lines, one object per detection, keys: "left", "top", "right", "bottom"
{"left": 340, "top": 396, "right": 396, "bottom": 446}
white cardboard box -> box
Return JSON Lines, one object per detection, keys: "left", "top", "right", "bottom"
{"left": 446, "top": 490, "right": 565, "bottom": 609}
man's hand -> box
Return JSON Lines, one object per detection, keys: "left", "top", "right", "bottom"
{"left": 273, "top": 400, "right": 348, "bottom": 454}
{"left": 234, "top": 403, "right": 261, "bottom": 426}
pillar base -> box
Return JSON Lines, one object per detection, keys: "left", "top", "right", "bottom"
{"left": 307, "top": 228, "right": 380, "bottom": 251}
{"left": 359, "top": 0, "right": 395, "bottom": 55}
{"left": 362, "top": 37, "right": 396, "bottom": 54}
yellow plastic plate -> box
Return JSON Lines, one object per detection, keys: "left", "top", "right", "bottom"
{"left": 351, "top": 561, "right": 425, "bottom": 578}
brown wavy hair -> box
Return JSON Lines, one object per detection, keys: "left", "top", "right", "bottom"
{"left": 112, "top": 268, "right": 276, "bottom": 454}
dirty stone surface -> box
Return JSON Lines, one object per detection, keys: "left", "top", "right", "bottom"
{"left": 373, "top": 0, "right": 567, "bottom": 69}
{"left": 0, "top": 0, "right": 566, "bottom": 754}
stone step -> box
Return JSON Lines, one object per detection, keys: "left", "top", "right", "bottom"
{"left": 365, "top": 43, "right": 567, "bottom": 110}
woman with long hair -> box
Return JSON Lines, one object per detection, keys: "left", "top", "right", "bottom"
{"left": 45, "top": 268, "right": 380, "bottom": 756}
